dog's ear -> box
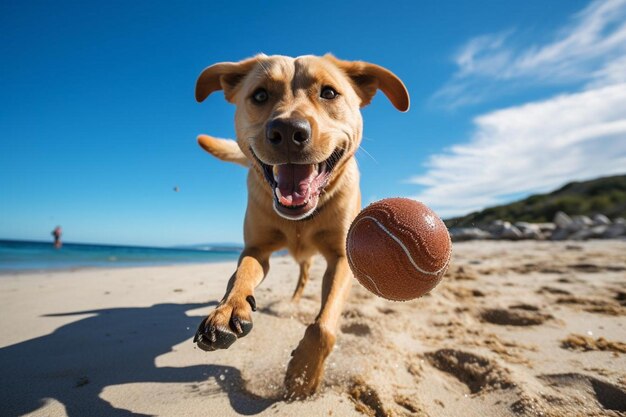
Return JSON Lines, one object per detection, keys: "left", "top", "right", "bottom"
{"left": 325, "top": 54, "right": 410, "bottom": 112}
{"left": 195, "top": 56, "right": 261, "bottom": 103}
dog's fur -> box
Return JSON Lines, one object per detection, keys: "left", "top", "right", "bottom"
{"left": 193, "top": 54, "right": 409, "bottom": 398}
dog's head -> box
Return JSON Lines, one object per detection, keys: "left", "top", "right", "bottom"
{"left": 196, "top": 54, "right": 409, "bottom": 220}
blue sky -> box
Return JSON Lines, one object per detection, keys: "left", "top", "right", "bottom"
{"left": 1, "top": 0, "right": 625, "bottom": 246}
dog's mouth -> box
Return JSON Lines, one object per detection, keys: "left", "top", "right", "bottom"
{"left": 251, "top": 148, "right": 345, "bottom": 220}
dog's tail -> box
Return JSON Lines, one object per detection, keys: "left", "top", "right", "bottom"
{"left": 197, "top": 134, "right": 249, "bottom": 168}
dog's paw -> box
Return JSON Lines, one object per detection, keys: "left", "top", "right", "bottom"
{"left": 194, "top": 295, "right": 256, "bottom": 351}
{"left": 284, "top": 323, "right": 336, "bottom": 400}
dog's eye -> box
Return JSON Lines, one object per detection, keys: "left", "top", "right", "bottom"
{"left": 251, "top": 88, "right": 269, "bottom": 104}
{"left": 320, "top": 86, "right": 338, "bottom": 100}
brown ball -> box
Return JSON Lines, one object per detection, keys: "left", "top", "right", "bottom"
{"left": 346, "top": 198, "right": 452, "bottom": 301}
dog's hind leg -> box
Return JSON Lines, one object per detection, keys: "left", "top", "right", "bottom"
{"left": 291, "top": 259, "right": 311, "bottom": 303}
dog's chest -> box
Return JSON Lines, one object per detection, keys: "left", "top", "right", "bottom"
{"left": 282, "top": 222, "right": 321, "bottom": 262}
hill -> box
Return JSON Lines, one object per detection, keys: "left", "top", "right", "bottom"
{"left": 445, "top": 174, "right": 626, "bottom": 228}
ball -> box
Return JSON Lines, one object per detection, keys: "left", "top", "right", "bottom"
{"left": 346, "top": 198, "right": 452, "bottom": 301}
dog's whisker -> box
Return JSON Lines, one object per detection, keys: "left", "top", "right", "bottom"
{"left": 356, "top": 145, "right": 378, "bottom": 164}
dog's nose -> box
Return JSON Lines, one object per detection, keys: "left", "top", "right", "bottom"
{"left": 266, "top": 118, "right": 311, "bottom": 146}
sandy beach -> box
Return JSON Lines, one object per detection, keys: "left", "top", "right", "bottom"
{"left": 1, "top": 240, "right": 625, "bottom": 417}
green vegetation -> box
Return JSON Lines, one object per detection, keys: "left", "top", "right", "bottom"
{"left": 445, "top": 174, "right": 626, "bottom": 228}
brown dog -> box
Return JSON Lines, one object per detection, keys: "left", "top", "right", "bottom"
{"left": 193, "top": 54, "right": 409, "bottom": 398}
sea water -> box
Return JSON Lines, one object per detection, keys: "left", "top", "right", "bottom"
{"left": 0, "top": 240, "right": 241, "bottom": 272}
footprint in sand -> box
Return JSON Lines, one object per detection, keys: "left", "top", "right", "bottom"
{"left": 508, "top": 303, "right": 540, "bottom": 311}
{"left": 479, "top": 306, "right": 552, "bottom": 326}
{"left": 445, "top": 286, "right": 486, "bottom": 300}
{"left": 560, "top": 334, "right": 626, "bottom": 353}
{"left": 342, "top": 308, "right": 366, "bottom": 319}
{"left": 445, "top": 265, "right": 479, "bottom": 281}
{"left": 377, "top": 307, "right": 398, "bottom": 315}
{"left": 537, "top": 285, "right": 571, "bottom": 295}
{"left": 568, "top": 263, "right": 626, "bottom": 273}
{"left": 393, "top": 394, "right": 425, "bottom": 415}
{"left": 340, "top": 322, "right": 372, "bottom": 337}
{"left": 260, "top": 299, "right": 317, "bottom": 324}
{"left": 539, "top": 373, "right": 626, "bottom": 413}
{"left": 348, "top": 376, "right": 428, "bottom": 417}
{"left": 506, "top": 262, "right": 566, "bottom": 274}
{"left": 348, "top": 378, "right": 388, "bottom": 417}
{"left": 556, "top": 296, "right": 625, "bottom": 316}
{"left": 425, "top": 349, "right": 515, "bottom": 394}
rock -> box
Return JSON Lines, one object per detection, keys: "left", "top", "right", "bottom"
{"left": 499, "top": 224, "right": 523, "bottom": 240}
{"left": 523, "top": 229, "right": 543, "bottom": 240}
{"left": 572, "top": 215, "right": 593, "bottom": 227}
{"left": 536, "top": 223, "right": 556, "bottom": 233}
{"left": 564, "top": 215, "right": 592, "bottom": 233}
{"left": 550, "top": 227, "right": 571, "bottom": 241}
{"left": 449, "top": 227, "right": 492, "bottom": 242}
{"left": 590, "top": 225, "right": 609, "bottom": 237}
{"left": 514, "top": 221, "right": 535, "bottom": 230}
{"left": 568, "top": 230, "right": 588, "bottom": 240}
{"left": 537, "top": 223, "right": 556, "bottom": 239}
{"left": 514, "top": 222, "right": 543, "bottom": 240}
{"left": 570, "top": 225, "right": 607, "bottom": 240}
{"left": 592, "top": 214, "right": 611, "bottom": 226}
{"left": 553, "top": 212, "right": 573, "bottom": 229}
{"left": 603, "top": 223, "right": 626, "bottom": 238}
{"left": 486, "top": 220, "right": 509, "bottom": 235}
{"left": 487, "top": 220, "right": 523, "bottom": 240}
{"left": 450, "top": 213, "right": 620, "bottom": 241}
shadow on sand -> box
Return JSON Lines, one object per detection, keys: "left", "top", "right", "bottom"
{"left": 0, "top": 301, "right": 276, "bottom": 416}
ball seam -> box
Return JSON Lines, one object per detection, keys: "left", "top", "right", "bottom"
{"left": 356, "top": 215, "right": 450, "bottom": 278}
{"left": 369, "top": 204, "right": 443, "bottom": 267}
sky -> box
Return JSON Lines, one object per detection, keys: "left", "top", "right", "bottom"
{"left": 1, "top": 0, "right": 625, "bottom": 246}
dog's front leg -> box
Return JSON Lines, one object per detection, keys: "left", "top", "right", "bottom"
{"left": 194, "top": 247, "right": 270, "bottom": 351}
{"left": 284, "top": 253, "right": 352, "bottom": 399}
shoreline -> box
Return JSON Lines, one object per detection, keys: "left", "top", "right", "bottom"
{"left": 0, "top": 259, "right": 240, "bottom": 276}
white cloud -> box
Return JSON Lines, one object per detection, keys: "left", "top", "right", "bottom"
{"left": 587, "top": 54, "right": 626, "bottom": 87}
{"left": 433, "top": 0, "right": 626, "bottom": 108}
{"left": 411, "top": 85, "right": 626, "bottom": 217}
{"left": 412, "top": 0, "right": 626, "bottom": 219}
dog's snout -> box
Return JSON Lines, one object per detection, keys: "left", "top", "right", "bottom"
{"left": 266, "top": 118, "right": 311, "bottom": 146}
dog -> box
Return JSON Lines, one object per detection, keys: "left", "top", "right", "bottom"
{"left": 193, "top": 54, "right": 409, "bottom": 398}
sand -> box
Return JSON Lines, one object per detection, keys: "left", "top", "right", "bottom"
{"left": 1, "top": 240, "right": 625, "bottom": 417}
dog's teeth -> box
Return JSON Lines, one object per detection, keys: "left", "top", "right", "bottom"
{"left": 273, "top": 165, "right": 279, "bottom": 182}
{"left": 275, "top": 187, "right": 282, "bottom": 199}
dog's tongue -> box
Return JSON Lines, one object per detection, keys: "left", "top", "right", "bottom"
{"left": 276, "top": 164, "right": 316, "bottom": 206}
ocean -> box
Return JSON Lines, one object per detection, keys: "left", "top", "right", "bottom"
{"left": 0, "top": 240, "right": 242, "bottom": 272}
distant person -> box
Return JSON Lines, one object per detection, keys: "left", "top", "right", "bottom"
{"left": 52, "top": 226, "right": 62, "bottom": 249}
